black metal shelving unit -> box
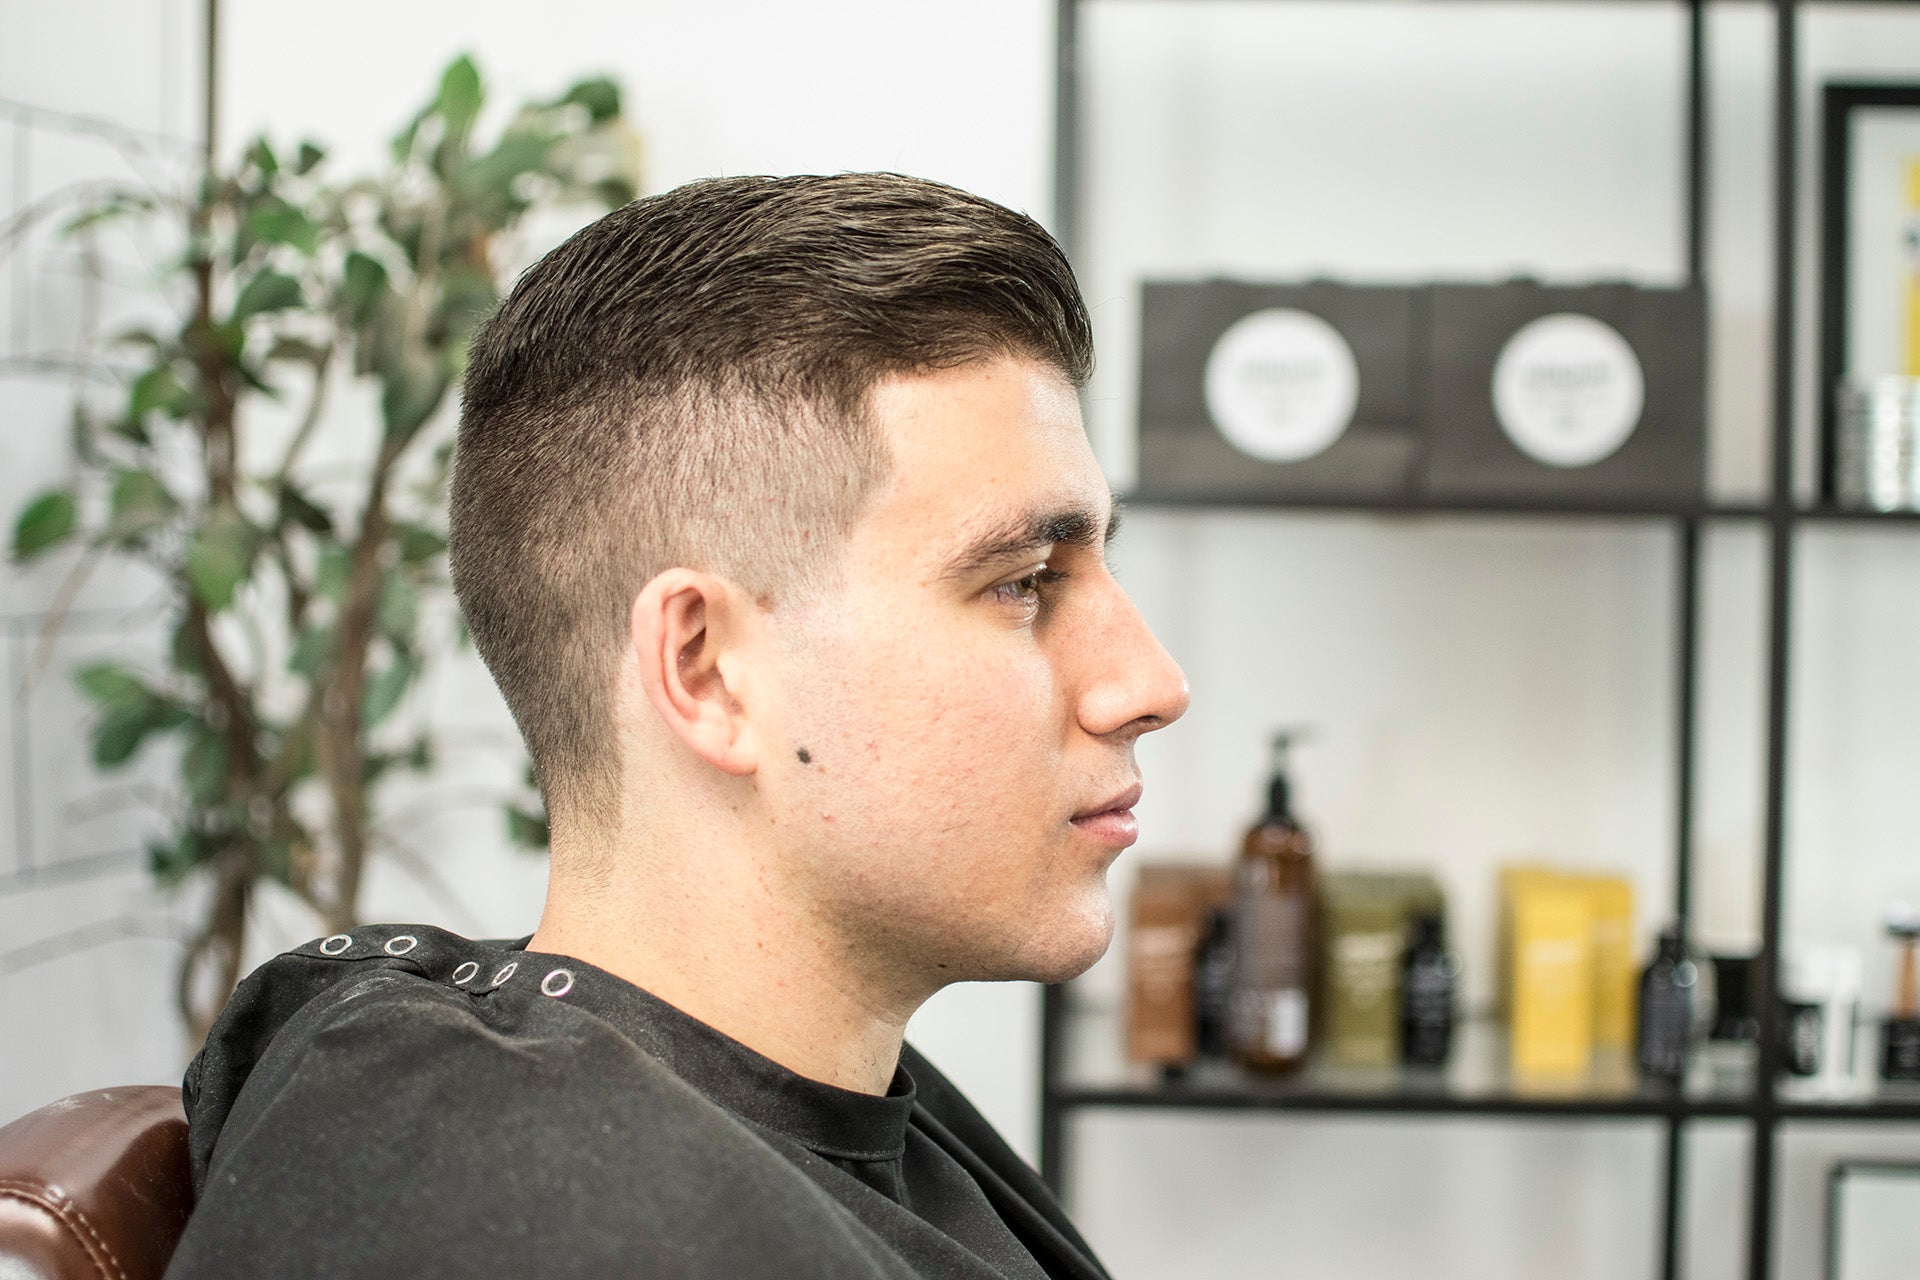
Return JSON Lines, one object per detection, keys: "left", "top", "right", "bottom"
{"left": 1038, "top": 3, "right": 1920, "bottom": 1279}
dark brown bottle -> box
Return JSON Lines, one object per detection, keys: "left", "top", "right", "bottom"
{"left": 1228, "top": 732, "right": 1317, "bottom": 1074}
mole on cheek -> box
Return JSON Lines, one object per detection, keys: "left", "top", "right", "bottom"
{"left": 796, "top": 747, "right": 813, "bottom": 765}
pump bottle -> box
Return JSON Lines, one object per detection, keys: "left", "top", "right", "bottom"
{"left": 1228, "top": 732, "right": 1318, "bottom": 1074}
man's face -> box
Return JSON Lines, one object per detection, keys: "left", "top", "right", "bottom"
{"left": 754, "top": 354, "right": 1189, "bottom": 994}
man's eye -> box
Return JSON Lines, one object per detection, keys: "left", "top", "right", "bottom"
{"left": 992, "top": 568, "right": 1064, "bottom": 607}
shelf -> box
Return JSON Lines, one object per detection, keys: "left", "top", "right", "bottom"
{"left": 1124, "top": 492, "right": 1920, "bottom": 525}
{"left": 1052, "top": 1000, "right": 1755, "bottom": 1122}
{"left": 1121, "top": 491, "right": 1765, "bottom": 521}
{"left": 1774, "top": 1087, "right": 1920, "bottom": 1124}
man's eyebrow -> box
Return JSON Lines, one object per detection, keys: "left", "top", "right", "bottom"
{"left": 936, "top": 492, "right": 1124, "bottom": 584}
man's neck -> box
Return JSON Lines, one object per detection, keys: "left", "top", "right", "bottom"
{"left": 528, "top": 844, "right": 922, "bottom": 1096}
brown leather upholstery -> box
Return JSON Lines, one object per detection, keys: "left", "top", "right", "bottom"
{"left": 0, "top": 1087, "right": 192, "bottom": 1280}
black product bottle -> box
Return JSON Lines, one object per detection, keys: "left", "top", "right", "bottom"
{"left": 1193, "top": 907, "right": 1235, "bottom": 1060}
{"left": 1881, "top": 907, "right": 1920, "bottom": 1082}
{"left": 1228, "top": 732, "right": 1317, "bottom": 1074}
{"left": 1636, "top": 927, "right": 1697, "bottom": 1080}
{"left": 1401, "top": 913, "right": 1457, "bottom": 1068}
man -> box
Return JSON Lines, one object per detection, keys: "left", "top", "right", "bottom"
{"left": 165, "top": 172, "right": 1188, "bottom": 1279}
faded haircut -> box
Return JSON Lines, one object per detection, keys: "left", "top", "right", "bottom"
{"left": 451, "top": 173, "right": 1094, "bottom": 826}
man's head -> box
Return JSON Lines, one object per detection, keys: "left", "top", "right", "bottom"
{"left": 454, "top": 173, "right": 1187, "bottom": 989}
{"left": 454, "top": 173, "right": 1093, "bottom": 824}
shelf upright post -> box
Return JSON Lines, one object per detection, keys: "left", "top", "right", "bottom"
{"left": 1662, "top": 11, "right": 1709, "bottom": 1277}
{"left": 1040, "top": 0, "right": 1083, "bottom": 1202}
{"left": 1749, "top": 2, "right": 1801, "bottom": 1278}
{"left": 1053, "top": 0, "right": 1081, "bottom": 254}
{"left": 1662, "top": 514, "right": 1702, "bottom": 1280}
{"left": 1686, "top": 0, "right": 1708, "bottom": 287}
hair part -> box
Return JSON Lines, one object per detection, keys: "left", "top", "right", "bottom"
{"left": 450, "top": 173, "right": 1093, "bottom": 827}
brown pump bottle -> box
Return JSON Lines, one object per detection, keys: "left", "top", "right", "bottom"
{"left": 1228, "top": 732, "right": 1318, "bottom": 1074}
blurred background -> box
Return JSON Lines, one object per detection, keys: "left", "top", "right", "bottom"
{"left": 3, "top": 2, "right": 1919, "bottom": 1278}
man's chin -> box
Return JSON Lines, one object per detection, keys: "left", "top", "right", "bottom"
{"left": 1002, "top": 903, "right": 1116, "bottom": 985}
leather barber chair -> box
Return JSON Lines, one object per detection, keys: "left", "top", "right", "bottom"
{"left": 0, "top": 1087, "right": 192, "bottom": 1280}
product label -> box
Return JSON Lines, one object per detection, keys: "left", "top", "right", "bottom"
{"left": 1230, "top": 893, "right": 1312, "bottom": 1058}
{"left": 1266, "top": 989, "right": 1308, "bottom": 1057}
{"left": 1203, "top": 308, "right": 1359, "bottom": 463}
{"left": 1491, "top": 313, "right": 1645, "bottom": 468}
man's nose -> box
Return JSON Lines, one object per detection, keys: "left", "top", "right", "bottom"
{"left": 1076, "top": 581, "right": 1190, "bottom": 740}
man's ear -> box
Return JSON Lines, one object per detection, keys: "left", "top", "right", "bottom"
{"left": 629, "top": 569, "right": 762, "bottom": 777}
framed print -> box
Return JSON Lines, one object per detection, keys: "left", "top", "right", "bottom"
{"left": 1817, "top": 83, "right": 1920, "bottom": 506}
{"left": 1823, "top": 1161, "right": 1920, "bottom": 1280}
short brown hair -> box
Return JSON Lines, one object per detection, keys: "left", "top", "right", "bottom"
{"left": 451, "top": 173, "right": 1093, "bottom": 825}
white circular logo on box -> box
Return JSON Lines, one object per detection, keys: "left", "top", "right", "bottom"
{"left": 1492, "top": 313, "right": 1645, "bottom": 468}
{"left": 1203, "top": 308, "right": 1359, "bottom": 463}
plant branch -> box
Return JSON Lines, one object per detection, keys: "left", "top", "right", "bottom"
{"left": 276, "top": 342, "right": 336, "bottom": 478}
{"left": 0, "top": 914, "right": 185, "bottom": 977}
{"left": 21, "top": 544, "right": 108, "bottom": 695}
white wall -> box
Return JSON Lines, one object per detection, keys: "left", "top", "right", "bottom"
{"left": 3, "top": 3, "right": 1918, "bottom": 1279}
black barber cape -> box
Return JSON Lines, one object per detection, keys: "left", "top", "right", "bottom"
{"left": 165, "top": 924, "right": 1111, "bottom": 1280}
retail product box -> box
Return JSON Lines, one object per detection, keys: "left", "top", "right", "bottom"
{"left": 1320, "top": 871, "right": 1446, "bottom": 1068}
{"left": 1508, "top": 878, "right": 1596, "bottom": 1078}
{"left": 1498, "top": 866, "right": 1636, "bottom": 1054}
{"left": 1138, "top": 279, "right": 1423, "bottom": 499}
{"left": 1496, "top": 864, "right": 1559, "bottom": 1023}
{"left": 1125, "top": 866, "right": 1233, "bottom": 1067}
{"left": 1567, "top": 874, "right": 1637, "bottom": 1051}
{"left": 1423, "top": 280, "right": 1706, "bottom": 504}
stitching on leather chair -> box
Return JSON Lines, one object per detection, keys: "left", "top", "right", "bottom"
{"left": 0, "top": 1178, "right": 130, "bottom": 1280}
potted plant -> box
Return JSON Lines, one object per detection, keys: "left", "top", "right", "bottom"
{"left": 9, "top": 55, "right": 638, "bottom": 1043}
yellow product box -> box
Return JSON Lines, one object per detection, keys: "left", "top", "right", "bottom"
{"left": 1496, "top": 864, "right": 1559, "bottom": 1023}
{"left": 1568, "top": 874, "right": 1636, "bottom": 1051}
{"left": 1509, "top": 879, "right": 1594, "bottom": 1078}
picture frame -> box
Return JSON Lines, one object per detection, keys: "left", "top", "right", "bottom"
{"left": 1817, "top": 82, "right": 1920, "bottom": 504}
{"left": 1823, "top": 1160, "right": 1920, "bottom": 1280}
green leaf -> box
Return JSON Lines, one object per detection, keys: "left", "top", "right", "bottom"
{"left": 265, "top": 336, "right": 329, "bottom": 366}
{"left": 204, "top": 320, "right": 247, "bottom": 364}
{"left": 107, "top": 469, "right": 177, "bottom": 541}
{"left": 13, "top": 489, "right": 77, "bottom": 560}
{"left": 287, "top": 625, "right": 334, "bottom": 679}
{"left": 59, "top": 189, "right": 157, "bottom": 237}
{"left": 169, "top": 613, "right": 203, "bottom": 677}
{"left": 375, "top": 572, "right": 418, "bottom": 641}
{"left": 314, "top": 545, "right": 351, "bottom": 599}
{"left": 397, "top": 526, "right": 447, "bottom": 564}
{"left": 74, "top": 661, "right": 152, "bottom": 713}
{"left": 559, "top": 77, "right": 621, "bottom": 123}
{"left": 592, "top": 174, "right": 639, "bottom": 210}
{"left": 129, "top": 364, "right": 192, "bottom": 422}
{"left": 433, "top": 268, "right": 498, "bottom": 344}
{"left": 185, "top": 509, "right": 257, "bottom": 611}
{"left": 341, "top": 252, "right": 389, "bottom": 327}
{"left": 435, "top": 55, "right": 484, "bottom": 136}
{"left": 231, "top": 270, "right": 303, "bottom": 323}
{"left": 505, "top": 805, "right": 549, "bottom": 849}
{"left": 380, "top": 358, "right": 450, "bottom": 445}
{"left": 244, "top": 199, "right": 319, "bottom": 256}
{"left": 360, "top": 650, "right": 418, "bottom": 727}
{"left": 246, "top": 137, "right": 280, "bottom": 177}
{"left": 182, "top": 726, "right": 228, "bottom": 804}
{"left": 293, "top": 141, "right": 326, "bottom": 175}
{"left": 456, "top": 132, "right": 552, "bottom": 212}
{"left": 407, "top": 737, "right": 434, "bottom": 771}
{"left": 258, "top": 835, "right": 294, "bottom": 886}
{"left": 276, "top": 482, "right": 333, "bottom": 535}
{"left": 91, "top": 700, "right": 185, "bottom": 768}
{"left": 147, "top": 829, "right": 210, "bottom": 884}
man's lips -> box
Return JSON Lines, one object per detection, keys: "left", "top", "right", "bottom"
{"left": 1071, "top": 782, "right": 1143, "bottom": 848}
